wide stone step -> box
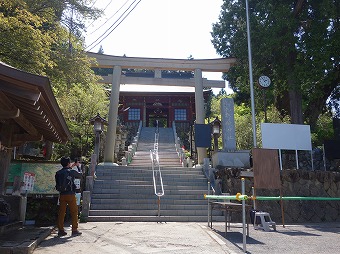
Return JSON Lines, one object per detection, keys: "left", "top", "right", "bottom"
{"left": 95, "top": 168, "right": 203, "bottom": 173}
{"left": 91, "top": 198, "right": 208, "bottom": 205}
{"left": 129, "top": 162, "right": 182, "bottom": 167}
{"left": 92, "top": 188, "right": 206, "bottom": 195}
{"left": 94, "top": 178, "right": 206, "bottom": 184}
{"left": 87, "top": 215, "right": 225, "bottom": 222}
{"left": 95, "top": 165, "right": 198, "bottom": 171}
{"left": 131, "top": 158, "right": 180, "bottom": 162}
{"left": 93, "top": 185, "right": 207, "bottom": 192}
{"left": 94, "top": 179, "right": 207, "bottom": 186}
{"left": 93, "top": 181, "right": 207, "bottom": 187}
{"left": 93, "top": 182, "right": 206, "bottom": 188}
{"left": 95, "top": 173, "right": 205, "bottom": 178}
{"left": 90, "top": 203, "right": 210, "bottom": 210}
{"left": 91, "top": 193, "right": 208, "bottom": 200}
{"left": 94, "top": 176, "right": 206, "bottom": 182}
{"left": 95, "top": 172, "right": 204, "bottom": 177}
{"left": 89, "top": 209, "right": 222, "bottom": 217}
{"left": 94, "top": 173, "right": 206, "bottom": 179}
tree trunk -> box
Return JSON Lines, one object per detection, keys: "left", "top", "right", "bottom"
{"left": 44, "top": 140, "right": 53, "bottom": 160}
{"left": 304, "top": 68, "right": 340, "bottom": 130}
{"left": 287, "top": 47, "right": 303, "bottom": 124}
{"left": 289, "top": 89, "right": 303, "bottom": 124}
{"left": 275, "top": 90, "right": 290, "bottom": 120}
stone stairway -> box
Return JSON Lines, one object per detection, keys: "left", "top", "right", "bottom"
{"left": 88, "top": 165, "right": 224, "bottom": 222}
{"left": 87, "top": 127, "right": 224, "bottom": 222}
{"left": 128, "top": 127, "right": 182, "bottom": 167}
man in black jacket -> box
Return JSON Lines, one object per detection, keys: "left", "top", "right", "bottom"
{"left": 56, "top": 157, "right": 82, "bottom": 236}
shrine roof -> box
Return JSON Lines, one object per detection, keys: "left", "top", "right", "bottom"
{"left": 0, "top": 61, "right": 71, "bottom": 145}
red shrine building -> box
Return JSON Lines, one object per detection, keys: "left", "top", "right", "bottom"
{"left": 118, "top": 85, "right": 211, "bottom": 128}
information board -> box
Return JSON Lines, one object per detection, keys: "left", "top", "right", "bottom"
{"left": 261, "top": 123, "right": 312, "bottom": 150}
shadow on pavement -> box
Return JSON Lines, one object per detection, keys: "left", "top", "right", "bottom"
{"left": 276, "top": 229, "right": 321, "bottom": 236}
{"left": 304, "top": 224, "right": 340, "bottom": 234}
{"left": 212, "top": 228, "right": 264, "bottom": 253}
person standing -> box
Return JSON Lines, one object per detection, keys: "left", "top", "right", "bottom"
{"left": 71, "top": 158, "right": 83, "bottom": 207}
{"left": 55, "top": 157, "right": 82, "bottom": 236}
{"left": 72, "top": 158, "right": 82, "bottom": 192}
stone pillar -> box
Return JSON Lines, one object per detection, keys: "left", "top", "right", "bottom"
{"left": 82, "top": 191, "right": 91, "bottom": 218}
{"left": 104, "top": 65, "right": 121, "bottom": 164}
{"left": 221, "top": 98, "right": 236, "bottom": 151}
{"left": 90, "top": 154, "right": 96, "bottom": 176}
{"left": 85, "top": 176, "right": 94, "bottom": 192}
{"left": 143, "top": 98, "right": 146, "bottom": 127}
{"left": 194, "top": 68, "right": 206, "bottom": 165}
{"left": 20, "top": 196, "right": 27, "bottom": 222}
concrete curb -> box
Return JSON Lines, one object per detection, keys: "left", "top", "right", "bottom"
{"left": 0, "top": 226, "right": 53, "bottom": 254}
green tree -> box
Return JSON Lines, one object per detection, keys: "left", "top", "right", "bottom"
{"left": 25, "top": 0, "right": 101, "bottom": 35}
{"left": 53, "top": 83, "right": 108, "bottom": 159}
{"left": 0, "top": 0, "right": 107, "bottom": 159}
{"left": 0, "top": 0, "right": 54, "bottom": 74}
{"left": 210, "top": 93, "right": 290, "bottom": 149}
{"left": 212, "top": 0, "right": 340, "bottom": 128}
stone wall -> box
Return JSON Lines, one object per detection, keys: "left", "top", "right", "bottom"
{"left": 281, "top": 149, "right": 340, "bottom": 171}
{"left": 217, "top": 168, "right": 340, "bottom": 223}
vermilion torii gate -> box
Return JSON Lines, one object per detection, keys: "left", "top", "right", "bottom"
{"left": 87, "top": 52, "right": 236, "bottom": 165}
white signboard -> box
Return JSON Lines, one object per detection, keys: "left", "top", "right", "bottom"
{"left": 74, "top": 179, "right": 81, "bottom": 189}
{"left": 23, "top": 172, "right": 35, "bottom": 191}
{"left": 261, "top": 123, "right": 312, "bottom": 151}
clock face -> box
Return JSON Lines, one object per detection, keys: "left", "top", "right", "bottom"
{"left": 258, "top": 76, "right": 271, "bottom": 88}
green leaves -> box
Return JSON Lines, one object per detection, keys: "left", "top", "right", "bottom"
{"left": 0, "top": 0, "right": 107, "bottom": 159}
{"left": 0, "top": 2, "right": 53, "bottom": 74}
{"left": 212, "top": 0, "right": 339, "bottom": 134}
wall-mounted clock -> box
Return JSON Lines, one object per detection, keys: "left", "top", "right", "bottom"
{"left": 258, "top": 75, "right": 271, "bottom": 88}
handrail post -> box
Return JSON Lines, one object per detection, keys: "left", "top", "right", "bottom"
{"left": 207, "top": 181, "right": 211, "bottom": 227}
{"left": 151, "top": 121, "right": 164, "bottom": 222}
{"left": 158, "top": 196, "right": 161, "bottom": 217}
{"left": 242, "top": 178, "right": 247, "bottom": 253}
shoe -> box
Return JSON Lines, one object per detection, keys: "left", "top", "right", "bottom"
{"left": 58, "top": 230, "right": 67, "bottom": 236}
{"left": 72, "top": 230, "right": 82, "bottom": 236}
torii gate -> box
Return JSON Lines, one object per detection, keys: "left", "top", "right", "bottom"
{"left": 87, "top": 52, "right": 236, "bottom": 165}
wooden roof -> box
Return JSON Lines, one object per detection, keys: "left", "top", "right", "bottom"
{"left": 0, "top": 61, "right": 71, "bottom": 146}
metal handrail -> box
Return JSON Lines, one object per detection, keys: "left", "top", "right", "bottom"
{"left": 126, "top": 121, "right": 142, "bottom": 164}
{"left": 150, "top": 121, "right": 164, "bottom": 218}
{"left": 172, "top": 121, "right": 185, "bottom": 166}
{"left": 202, "top": 166, "right": 222, "bottom": 195}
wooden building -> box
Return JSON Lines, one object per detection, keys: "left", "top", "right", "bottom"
{"left": 0, "top": 61, "right": 71, "bottom": 195}
{"left": 119, "top": 86, "right": 211, "bottom": 128}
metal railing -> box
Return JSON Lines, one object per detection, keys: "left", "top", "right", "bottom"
{"left": 202, "top": 159, "right": 222, "bottom": 195}
{"left": 172, "top": 121, "right": 185, "bottom": 166}
{"left": 150, "top": 121, "right": 164, "bottom": 218}
{"left": 125, "top": 121, "right": 142, "bottom": 165}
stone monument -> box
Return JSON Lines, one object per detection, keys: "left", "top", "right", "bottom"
{"left": 211, "top": 98, "right": 250, "bottom": 168}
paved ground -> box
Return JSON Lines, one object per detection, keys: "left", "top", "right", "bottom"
{"left": 30, "top": 222, "right": 340, "bottom": 254}
{"left": 212, "top": 222, "right": 340, "bottom": 254}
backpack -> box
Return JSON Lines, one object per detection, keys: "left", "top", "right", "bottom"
{"left": 55, "top": 169, "right": 74, "bottom": 192}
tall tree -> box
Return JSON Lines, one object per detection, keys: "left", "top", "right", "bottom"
{"left": 211, "top": 0, "right": 340, "bottom": 128}
{"left": 54, "top": 83, "right": 109, "bottom": 159}
{"left": 0, "top": 0, "right": 108, "bottom": 159}
{"left": 0, "top": 0, "right": 54, "bottom": 74}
